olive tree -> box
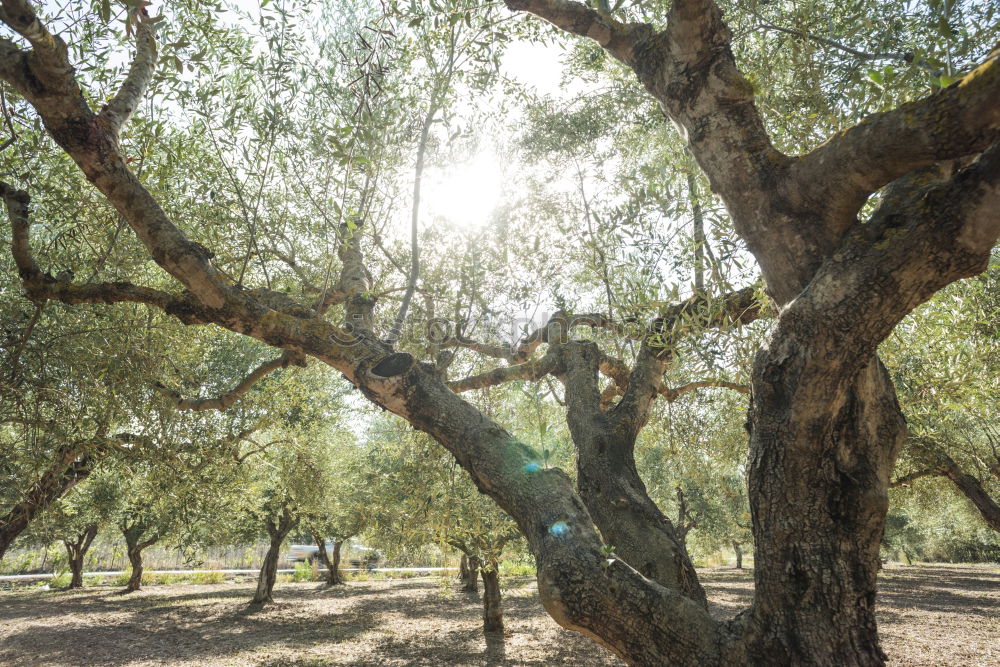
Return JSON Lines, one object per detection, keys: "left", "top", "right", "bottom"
{"left": 1, "top": 0, "right": 999, "bottom": 664}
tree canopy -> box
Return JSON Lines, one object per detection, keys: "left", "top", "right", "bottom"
{"left": 1, "top": 0, "right": 998, "bottom": 664}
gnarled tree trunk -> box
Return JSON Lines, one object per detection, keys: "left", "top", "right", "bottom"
{"left": 63, "top": 524, "right": 98, "bottom": 590}
{"left": 121, "top": 524, "right": 158, "bottom": 593}
{"left": 252, "top": 509, "right": 295, "bottom": 604}
{"left": 314, "top": 533, "right": 345, "bottom": 586}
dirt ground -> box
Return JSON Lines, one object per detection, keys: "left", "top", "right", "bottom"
{"left": 0, "top": 565, "right": 997, "bottom": 666}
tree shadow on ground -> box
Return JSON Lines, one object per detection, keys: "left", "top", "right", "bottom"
{"left": 2, "top": 567, "right": 996, "bottom": 666}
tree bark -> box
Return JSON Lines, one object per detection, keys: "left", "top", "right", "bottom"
{"left": 743, "top": 348, "right": 907, "bottom": 664}
{"left": 63, "top": 524, "right": 98, "bottom": 590}
{"left": 314, "top": 533, "right": 345, "bottom": 586}
{"left": 937, "top": 454, "right": 1000, "bottom": 533}
{"left": 463, "top": 554, "right": 481, "bottom": 593}
{"left": 732, "top": 542, "right": 743, "bottom": 570}
{"left": 481, "top": 563, "right": 504, "bottom": 634}
{"left": 252, "top": 509, "right": 295, "bottom": 604}
{"left": 459, "top": 553, "right": 469, "bottom": 583}
{"left": 122, "top": 525, "right": 158, "bottom": 593}
{"left": 560, "top": 341, "right": 707, "bottom": 605}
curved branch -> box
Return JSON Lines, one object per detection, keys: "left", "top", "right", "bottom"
{"left": 889, "top": 468, "right": 942, "bottom": 488}
{"left": 98, "top": 14, "right": 158, "bottom": 133}
{"left": 789, "top": 48, "right": 1000, "bottom": 231}
{"left": 155, "top": 350, "right": 306, "bottom": 412}
{"left": 1, "top": 181, "right": 194, "bottom": 312}
{"left": 611, "top": 286, "right": 763, "bottom": 431}
{"left": 504, "top": 0, "right": 655, "bottom": 65}
{"left": 445, "top": 311, "right": 620, "bottom": 364}
{"left": 0, "top": 7, "right": 230, "bottom": 309}
{"left": 448, "top": 352, "right": 558, "bottom": 393}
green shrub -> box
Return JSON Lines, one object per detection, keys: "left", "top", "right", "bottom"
{"left": 190, "top": 571, "right": 225, "bottom": 585}
{"left": 292, "top": 562, "right": 316, "bottom": 582}
{"left": 48, "top": 572, "right": 70, "bottom": 589}
{"left": 499, "top": 560, "right": 535, "bottom": 577}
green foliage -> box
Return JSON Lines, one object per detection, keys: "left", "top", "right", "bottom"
{"left": 292, "top": 561, "right": 317, "bottom": 582}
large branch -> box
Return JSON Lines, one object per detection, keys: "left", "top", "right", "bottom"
{"left": 889, "top": 468, "right": 942, "bottom": 488}
{"left": 794, "top": 144, "right": 1000, "bottom": 359}
{"left": 611, "top": 286, "right": 762, "bottom": 431}
{"left": 1, "top": 181, "right": 197, "bottom": 312}
{"left": 155, "top": 350, "right": 306, "bottom": 412}
{"left": 937, "top": 453, "right": 1000, "bottom": 533}
{"left": 504, "top": 0, "right": 655, "bottom": 65}
{"left": 789, "top": 47, "right": 1000, "bottom": 231}
{"left": 0, "top": 3, "right": 230, "bottom": 309}
{"left": 447, "top": 352, "right": 558, "bottom": 393}
{"left": 98, "top": 13, "right": 158, "bottom": 134}
{"left": 0, "top": 443, "right": 94, "bottom": 559}
{"left": 444, "top": 312, "right": 619, "bottom": 364}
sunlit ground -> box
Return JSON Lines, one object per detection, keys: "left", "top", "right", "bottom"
{"left": 1, "top": 566, "right": 997, "bottom": 666}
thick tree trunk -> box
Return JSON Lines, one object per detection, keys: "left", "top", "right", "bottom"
{"left": 459, "top": 553, "right": 469, "bottom": 583}
{"left": 0, "top": 449, "right": 92, "bottom": 561}
{"left": 314, "top": 533, "right": 345, "bottom": 586}
{"left": 62, "top": 524, "right": 98, "bottom": 590}
{"left": 253, "top": 537, "right": 282, "bottom": 604}
{"left": 561, "top": 342, "right": 707, "bottom": 605}
{"left": 732, "top": 542, "right": 743, "bottom": 570}
{"left": 481, "top": 563, "right": 504, "bottom": 634}
{"left": 743, "top": 354, "right": 907, "bottom": 665}
{"left": 252, "top": 510, "right": 294, "bottom": 604}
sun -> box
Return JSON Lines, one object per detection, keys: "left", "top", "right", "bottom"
{"left": 423, "top": 151, "right": 504, "bottom": 229}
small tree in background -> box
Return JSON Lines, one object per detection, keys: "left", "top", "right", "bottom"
{"left": 366, "top": 420, "right": 523, "bottom": 634}
{"left": 302, "top": 437, "right": 371, "bottom": 586}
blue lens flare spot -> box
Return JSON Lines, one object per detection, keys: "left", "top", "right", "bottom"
{"left": 548, "top": 521, "right": 569, "bottom": 537}
{"left": 523, "top": 462, "right": 542, "bottom": 474}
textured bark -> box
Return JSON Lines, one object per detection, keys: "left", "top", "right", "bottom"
{"left": 63, "top": 524, "right": 98, "bottom": 590}
{"left": 560, "top": 341, "right": 706, "bottom": 605}
{"left": 732, "top": 542, "right": 743, "bottom": 570}
{"left": 743, "top": 358, "right": 905, "bottom": 664}
{"left": 0, "top": 447, "right": 92, "bottom": 561}
{"left": 252, "top": 510, "right": 295, "bottom": 604}
{"left": 481, "top": 564, "right": 504, "bottom": 634}
{"left": 3, "top": 0, "right": 1000, "bottom": 664}
{"left": 463, "top": 554, "right": 480, "bottom": 593}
